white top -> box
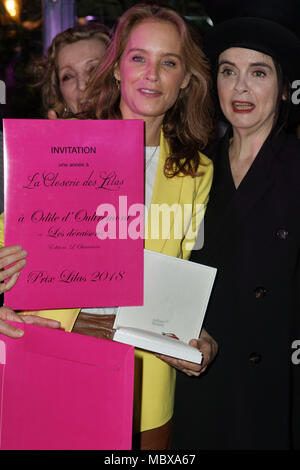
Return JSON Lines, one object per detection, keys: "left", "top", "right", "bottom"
{"left": 82, "top": 146, "right": 160, "bottom": 316}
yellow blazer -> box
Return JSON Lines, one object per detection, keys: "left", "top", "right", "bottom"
{"left": 0, "top": 130, "right": 213, "bottom": 432}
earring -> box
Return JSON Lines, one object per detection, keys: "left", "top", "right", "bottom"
{"left": 62, "top": 104, "right": 69, "bottom": 117}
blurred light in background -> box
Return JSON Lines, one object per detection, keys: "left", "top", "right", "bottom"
{"left": 4, "top": 0, "right": 22, "bottom": 21}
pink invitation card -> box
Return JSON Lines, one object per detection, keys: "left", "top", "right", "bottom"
{"left": 3, "top": 119, "right": 144, "bottom": 309}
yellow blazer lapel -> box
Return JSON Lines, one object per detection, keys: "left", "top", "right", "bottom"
{"left": 145, "top": 130, "right": 184, "bottom": 253}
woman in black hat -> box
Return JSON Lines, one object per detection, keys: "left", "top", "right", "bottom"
{"left": 164, "top": 17, "right": 300, "bottom": 450}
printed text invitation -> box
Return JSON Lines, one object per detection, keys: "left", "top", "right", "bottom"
{"left": 3, "top": 119, "right": 144, "bottom": 309}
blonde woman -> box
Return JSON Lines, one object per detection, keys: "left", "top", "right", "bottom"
{"left": 31, "top": 23, "right": 111, "bottom": 118}
{"left": 2, "top": 4, "right": 218, "bottom": 449}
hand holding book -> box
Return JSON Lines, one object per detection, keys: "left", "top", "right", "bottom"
{"left": 113, "top": 250, "right": 217, "bottom": 363}
{"left": 155, "top": 329, "right": 218, "bottom": 377}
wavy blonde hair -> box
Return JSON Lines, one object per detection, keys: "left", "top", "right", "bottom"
{"left": 30, "top": 24, "right": 111, "bottom": 118}
{"left": 85, "top": 3, "right": 215, "bottom": 177}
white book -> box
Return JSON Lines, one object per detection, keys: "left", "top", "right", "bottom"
{"left": 113, "top": 250, "right": 217, "bottom": 364}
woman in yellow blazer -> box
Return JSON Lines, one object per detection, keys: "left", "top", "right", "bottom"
{"left": 0, "top": 4, "right": 218, "bottom": 450}
{"left": 0, "top": 131, "right": 213, "bottom": 444}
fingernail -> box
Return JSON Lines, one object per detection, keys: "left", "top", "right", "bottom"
{"left": 16, "top": 329, "right": 24, "bottom": 337}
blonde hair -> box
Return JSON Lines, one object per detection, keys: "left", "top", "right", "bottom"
{"left": 30, "top": 24, "right": 111, "bottom": 118}
{"left": 85, "top": 3, "right": 215, "bottom": 177}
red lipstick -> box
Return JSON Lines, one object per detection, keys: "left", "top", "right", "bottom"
{"left": 232, "top": 101, "right": 255, "bottom": 113}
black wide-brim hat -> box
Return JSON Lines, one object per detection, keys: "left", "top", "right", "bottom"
{"left": 204, "top": 17, "right": 300, "bottom": 83}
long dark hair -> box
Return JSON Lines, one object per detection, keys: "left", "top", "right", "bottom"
{"left": 273, "top": 61, "right": 291, "bottom": 134}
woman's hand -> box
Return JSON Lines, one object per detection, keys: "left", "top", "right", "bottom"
{"left": 47, "top": 109, "right": 58, "bottom": 120}
{"left": 0, "top": 245, "right": 28, "bottom": 294}
{"left": 0, "top": 306, "right": 61, "bottom": 338}
{"left": 156, "top": 328, "right": 218, "bottom": 377}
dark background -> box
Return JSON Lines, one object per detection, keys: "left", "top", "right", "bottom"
{"left": 1, "top": 0, "right": 299, "bottom": 124}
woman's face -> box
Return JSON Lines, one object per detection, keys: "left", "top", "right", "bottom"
{"left": 114, "top": 19, "right": 190, "bottom": 122}
{"left": 217, "top": 47, "right": 282, "bottom": 135}
{"left": 57, "top": 38, "right": 107, "bottom": 113}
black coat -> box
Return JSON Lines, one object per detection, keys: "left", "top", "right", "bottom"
{"left": 172, "top": 129, "right": 300, "bottom": 450}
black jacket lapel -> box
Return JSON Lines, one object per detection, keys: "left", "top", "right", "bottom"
{"left": 201, "top": 129, "right": 288, "bottom": 254}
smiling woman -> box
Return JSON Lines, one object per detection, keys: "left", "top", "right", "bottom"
{"left": 75, "top": 2, "right": 216, "bottom": 449}
{"left": 8, "top": 2, "right": 216, "bottom": 450}
{"left": 114, "top": 20, "right": 191, "bottom": 131}
{"left": 85, "top": 4, "right": 214, "bottom": 177}
{"left": 30, "top": 23, "right": 111, "bottom": 118}
{"left": 57, "top": 38, "right": 107, "bottom": 114}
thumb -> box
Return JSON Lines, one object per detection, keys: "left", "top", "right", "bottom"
{"left": 189, "top": 338, "right": 199, "bottom": 349}
{"left": 47, "top": 109, "right": 58, "bottom": 120}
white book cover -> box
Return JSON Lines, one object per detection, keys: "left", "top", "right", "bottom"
{"left": 113, "top": 250, "right": 217, "bottom": 364}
